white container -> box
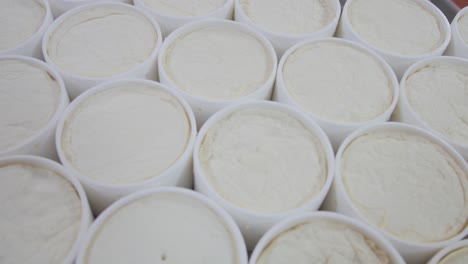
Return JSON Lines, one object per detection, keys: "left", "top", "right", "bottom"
{"left": 234, "top": 0, "right": 341, "bottom": 57}
{"left": 249, "top": 212, "right": 405, "bottom": 264}
{"left": 338, "top": 0, "right": 451, "bottom": 79}
{"left": 42, "top": 3, "right": 163, "bottom": 99}
{"left": 323, "top": 122, "right": 468, "bottom": 264}
{"left": 445, "top": 7, "right": 468, "bottom": 59}
{"left": 0, "top": 55, "right": 69, "bottom": 160}
{"left": 76, "top": 187, "right": 248, "bottom": 264}
{"left": 194, "top": 101, "right": 335, "bottom": 250}
{"left": 393, "top": 56, "right": 468, "bottom": 161}
{"left": 428, "top": 240, "right": 468, "bottom": 264}
{"left": 0, "top": 0, "right": 53, "bottom": 59}
{"left": 0, "top": 155, "right": 93, "bottom": 264}
{"left": 56, "top": 79, "right": 197, "bottom": 214}
{"left": 158, "top": 19, "right": 277, "bottom": 127}
{"left": 274, "top": 38, "right": 399, "bottom": 151}
{"left": 134, "top": 0, "right": 234, "bottom": 37}
{"left": 49, "top": 0, "right": 133, "bottom": 18}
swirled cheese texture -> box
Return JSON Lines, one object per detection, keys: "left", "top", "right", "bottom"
{"left": 83, "top": 192, "right": 237, "bottom": 264}
{"left": 0, "top": 0, "right": 45, "bottom": 52}
{"left": 405, "top": 60, "right": 468, "bottom": 145}
{"left": 47, "top": 5, "right": 157, "bottom": 77}
{"left": 283, "top": 40, "right": 393, "bottom": 123}
{"left": 341, "top": 130, "right": 468, "bottom": 242}
{"left": 239, "top": 0, "right": 335, "bottom": 35}
{"left": 440, "top": 245, "right": 468, "bottom": 264}
{"left": 61, "top": 83, "right": 190, "bottom": 184}
{"left": 140, "top": 0, "right": 226, "bottom": 17}
{"left": 0, "top": 163, "right": 82, "bottom": 264}
{"left": 199, "top": 107, "right": 327, "bottom": 213}
{"left": 0, "top": 59, "right": 60, "bottom": 151}
{"left": 257, "top": 219, "right": 391, "bottom": 264}
{"left": 163, "top": 24, "right": 272, "bottom": 100}
{"left": 348, "top": 0, "right": 444, "bottom": 55}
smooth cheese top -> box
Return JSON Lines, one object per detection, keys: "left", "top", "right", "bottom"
{"left": 163, "top": 24, "right": 272, "bottom": 100}
{"left": 348, "top": 0, "right": 444, "bottom": 55}
{"left": 199, "top": 107, "right": 327, "bottom": 213}
{"left": 405, "top": 60, "right": 468, "bottom": 145}
{"left": 0, "top": 163, "right": 82, "bottom": 264}
{"left": 457, "top": 13, "right": 468, "bottom": 46}
{"left": 239, "top": 0, "right": 335, "bottom": 35}
{"left": 0, "top": 0, "right": 45, "bottom": 52}
{"left": 61, "top": 83, "right": 190, "bottom": 185}
{"left": 256, "top": 219, "right": 391, "bottom": 264}
{"left": 283, "top": 40, "right": 393, "bottom": 123}
{"left": 47, "top": 5, "right": 157, "bottom": 77}
{"left": 440, "top": 245, "right": 468, "bottom": 264}
{"left": 83, "top": 192, "right": 237, "bottom": 264}
{"left": 0, "top": 59, "right": 60, "bottom": 152}
{"left": 341, "top": 130, "right": 468, "bottom": 242}
{"left": 140, "top": 0, "right": 226, "bottom": 17}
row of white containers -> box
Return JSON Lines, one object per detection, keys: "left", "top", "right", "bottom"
{"left": 3, "top": 0, "right": 468, "bottom": 161}
{"left": 1, "top": 0, "right": 468, "bottom": 264}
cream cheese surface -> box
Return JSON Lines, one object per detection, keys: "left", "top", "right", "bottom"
{"left": 163, "top": 24, "right": 272, "bottom": 100}
{"left": 0, "top": 59, "right": 60, "bottom": 151}
{"left": 0, "top": 163, "right": 82, "bottom": 264}
{"left": 0, "top": 0, "right": 45, "bottom": 52}
{"left": 341, "top": 130, "right": 468, "bottom": 242}
{"left": 239, "top": 0, "right": 335, "bottom": 35}
{"left": 405, "top": 60, "right": 468, "bottom": 145}
{"left": 257, "top": 219, "right": 391, "bottom": 264}
{"left": 47, "top": 5, "right": 157, "bottom": 77}
{"left": 283, "top": 40, "right": 393, "bottom": 123}
{"left": 83, "top": 192, "right": 237, "bottom": 264}
{"left": 199, "top": 107, "right": 327, "bottom": 213}
{"left": 348, "top": 0, "right": 443, "bottom": 55}
{"left": 61, "top": 83, "right": 190, "bottom": 185}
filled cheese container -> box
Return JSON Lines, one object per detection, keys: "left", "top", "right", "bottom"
{"left": 249, "top": 212, "right": 405, "bottom": 264}
{"left": 275, "top": 37, "right": 399, "bottom": 150}
{"left": 158, "top": 19, "right": 277, "bottom": 127}
{"left": 339, "top": 0, "right": 451, "bottom": 78}
{"left": 55, "top": 79, "right": 197, "bottom": 213}
{"left": 194, "top": 101, "right": 334, "bottom": 249}
{"left": 0, "top": 0, "right": 53, "bottom": 59}
{"left": 234, "top": 0, "right": 341, "bottom": 56}
{"left": 394, "top": 56, "right": 468, "bottom": 161}
{"left": 0, "top": 55, "right": 69, "bottom": 160}
{"left": 0, "top": 155, "right": 92, "bottom": 264}
{"left": 42, "top": 2, "right": 162, "bottom": 99}
{"left": 76, "top": 187, "right": 248, "bottom": 264}
{"left": 134, "top": 0, "right": 234, "bottom": 37}
{"left": 1, "top": 0, "right": 468, "bottom": 263}
{"left": 323, "top": 122, "right": 468, "bottom": 263}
